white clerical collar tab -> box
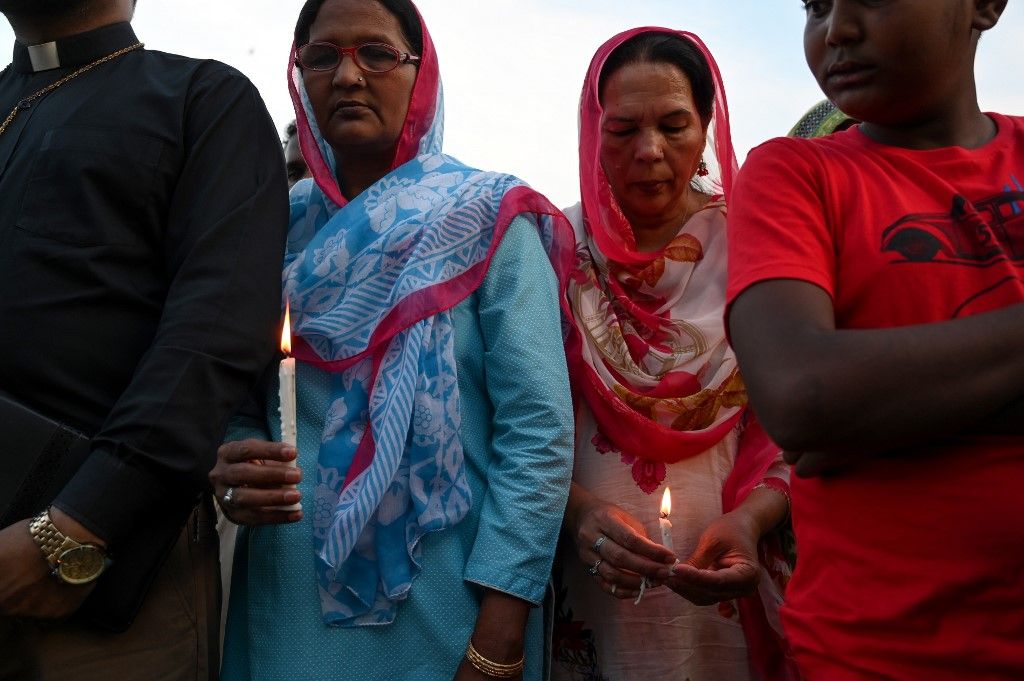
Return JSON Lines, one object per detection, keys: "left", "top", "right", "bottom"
{"left": 27, "top": 42, "right": 60, "bottom": 72}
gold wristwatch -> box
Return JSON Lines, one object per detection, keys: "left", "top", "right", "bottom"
{"left": 29, "top": 510, "right": 111, "bottom": 585}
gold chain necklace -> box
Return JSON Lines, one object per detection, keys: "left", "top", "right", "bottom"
{"left": 0, "top": 42, "right": 144, "bottom": 138}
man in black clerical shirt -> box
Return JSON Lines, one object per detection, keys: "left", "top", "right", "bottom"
{"left": 0, "top": 0, "right": 287, "bottom": 678}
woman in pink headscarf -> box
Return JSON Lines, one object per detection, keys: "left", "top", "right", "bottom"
{"left": 552, "top": 29, "right": 797, "bottom": 681}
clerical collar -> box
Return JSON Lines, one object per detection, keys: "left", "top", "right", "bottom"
{"left": 12, "top": 22, "right": 139, "bottom": 74}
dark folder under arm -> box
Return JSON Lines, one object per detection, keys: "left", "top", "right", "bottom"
{"left": 0, "top": 394, "right": 91, "bottom": 528}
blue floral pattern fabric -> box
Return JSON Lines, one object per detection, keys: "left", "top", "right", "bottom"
{"left": 285, "top": 118, "right": 565, "bottom": 628}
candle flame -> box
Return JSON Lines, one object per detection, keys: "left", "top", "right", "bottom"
{"left": 281, "top": 303, "right": 292, "bottom": 355}
{"left": 660, "top": 487, "right": 671, "bottom": 518}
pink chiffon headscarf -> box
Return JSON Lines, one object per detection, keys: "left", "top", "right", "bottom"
{"left": 578, "top": 28, "right": 739, "bottom": 267}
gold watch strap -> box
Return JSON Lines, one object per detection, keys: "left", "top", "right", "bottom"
{"left": 29, "top": 510, "right": 85, "bottom": 566}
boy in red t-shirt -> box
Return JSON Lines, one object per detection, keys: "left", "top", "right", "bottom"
{"left": 726, "top": 1, "right": 1023, "bottom": 680}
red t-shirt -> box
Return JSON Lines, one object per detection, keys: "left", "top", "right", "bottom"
{"left": 727, "top": 114, "right": 1024, "bottom": 681}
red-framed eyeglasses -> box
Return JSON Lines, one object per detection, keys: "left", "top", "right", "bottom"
{"left": 295, "top": 42, "right": 421, "bottom": 74}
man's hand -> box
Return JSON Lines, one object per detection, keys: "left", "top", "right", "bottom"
{"left": 0, "top": 518, "right": 97, "bottom": 619}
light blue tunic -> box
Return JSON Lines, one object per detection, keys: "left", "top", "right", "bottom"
{"left": 222, "top": 216, "right": 573, "bottom": 681}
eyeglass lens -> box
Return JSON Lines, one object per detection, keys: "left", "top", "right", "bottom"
{"left": 299, "top": 43, "right": 401, "bottom": 73}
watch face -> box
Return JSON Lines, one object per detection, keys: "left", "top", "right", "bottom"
{"left": 57, "top": 546, "right": 107, "bottom": 585}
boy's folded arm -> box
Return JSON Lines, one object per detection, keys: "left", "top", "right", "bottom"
{"left": 729, "top": 279, "right": 1024, "bottom": 456}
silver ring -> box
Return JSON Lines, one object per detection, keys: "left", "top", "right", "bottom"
{"left": 587, "top": 558, "right": 603, "bottom": 576}
{"left": 592, "top": 535, "right": 607, "bottom": 555}
{"left": 610, "top": 584, "right": 617, "bottom": 596}
{"left": 222, "top": 487, "right": 236, "bottom": 508}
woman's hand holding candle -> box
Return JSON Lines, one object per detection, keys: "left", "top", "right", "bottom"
{"left": 564, "top": 482, "right": 677, "bottom": 600}
{"left": 657, "top": 484, "right": 784, "bottom": 605}
{"left": 207, "top": 305, "right": 305, "bottom": 525}
{"left": 209, "top": 440, "right": 304, "bottom": 526}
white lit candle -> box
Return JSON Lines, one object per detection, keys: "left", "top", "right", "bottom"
{"left": 637, "top": 487, "right": 675, "bottom": 605}
{"left": 659, "top": 487, "right": 674, "bottom": 553}
{"left": 277, "top": 303, "right": 300, "bottom": 511}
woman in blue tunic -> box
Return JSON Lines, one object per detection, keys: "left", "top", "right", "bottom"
{"left": 209, "top": 1, "right": 575, "bottom": 678}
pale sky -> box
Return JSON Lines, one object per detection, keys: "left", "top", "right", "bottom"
{"left": 3, "top": 1, "right": 1022, "bottom": 206}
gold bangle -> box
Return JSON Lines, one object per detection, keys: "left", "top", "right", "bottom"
{"left": 465, "top": 640, "right": 524, "bottom": 678}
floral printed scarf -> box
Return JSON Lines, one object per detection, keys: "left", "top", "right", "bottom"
{"left": 568, "top": 28, "right": 747, "bottom": 489}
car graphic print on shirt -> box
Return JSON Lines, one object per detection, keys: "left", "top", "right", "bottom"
{"left": 880, "top": 179, "right": 1024, "bottom": 319}
{"left": 881, "top": 189, "right": 1024, "bottom": 266}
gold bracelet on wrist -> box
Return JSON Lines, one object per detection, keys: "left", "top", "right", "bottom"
{"left": 465, "top": 640, "right": 524, "bottom": 679}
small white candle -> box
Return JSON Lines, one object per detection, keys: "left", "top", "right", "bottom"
{"left": 277, "top": 303, "right": 301, "bottom": 511}
{"left": 637, "top": 487, "right": 674, "bottom": 605}
{"left": 659, "top": 487, "right": 674, "bottom": 553}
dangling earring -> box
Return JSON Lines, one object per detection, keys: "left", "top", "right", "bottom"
{"left": 696, "top": 160, "right": 709, "bottom": 177}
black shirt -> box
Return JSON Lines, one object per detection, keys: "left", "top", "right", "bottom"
{"left": 0, "top": 23, "right": 287, "bottom": 546}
